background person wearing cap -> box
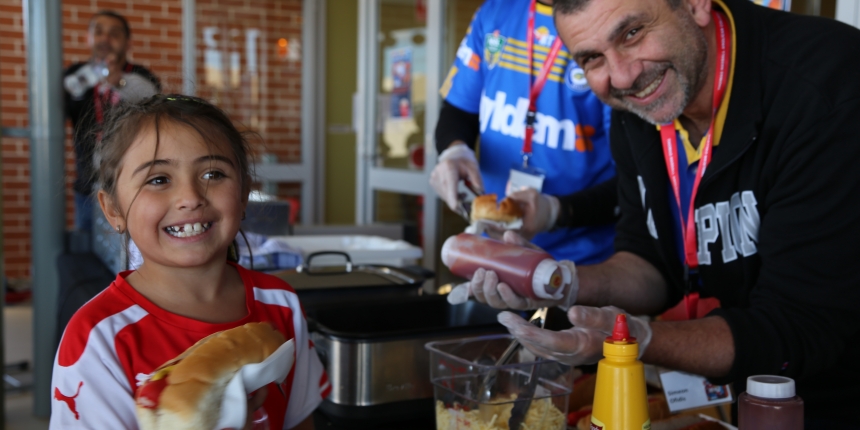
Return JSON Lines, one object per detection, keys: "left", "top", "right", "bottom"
{"left": 431, "top": 0, "right": 619, "bottom": 266}
{"left": 64, "top": 10, "right": 161, "bottom": 232}
{"left": 460, "top": 0, "right": 860, "bottom": 426}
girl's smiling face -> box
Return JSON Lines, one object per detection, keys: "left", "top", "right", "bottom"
{"left": 100, "top": 119, "right": 247, "bottom": 270}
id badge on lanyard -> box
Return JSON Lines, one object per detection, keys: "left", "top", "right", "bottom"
{"left": 507, "top": 0, "right": 563, "bottom": 195}
{"left": 659, "top": 10, "right": 730, "bottom": 320}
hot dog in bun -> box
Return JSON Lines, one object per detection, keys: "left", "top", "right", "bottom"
{"left": 135, "top": 322, "right": 286, "bottom": 430}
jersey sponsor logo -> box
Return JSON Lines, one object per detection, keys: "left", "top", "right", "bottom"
{"left": 479, "top": 91, "right": 595, "bottom": 152}
{"left": 456, "top": 39, "right": 480, "bottom": 71}
{"left": 54, "top": 381, "right": 84, "bottom": 420}
{"left": 484, "top": 31, "right": 506, "bottom": 69}
{"left": 695, "top": 191, "right": 759, "bottom": 265}
{"left": 565, "top": 63, "right": 590, "bottom": 93}
{"left": 534, "top": 26, "right": 555, "bottom": 47}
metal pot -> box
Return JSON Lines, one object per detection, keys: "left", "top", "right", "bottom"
{"left": 308, "top": 294, "right": 506, "bottom": 427}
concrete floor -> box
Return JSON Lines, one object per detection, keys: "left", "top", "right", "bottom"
{"left": 6, "top": 392, "right": 48, "bottom": 430}
{"left": 6, "top": 304, "right": 33, "bottom": 367}
{"left": 5, "top": 303, "right": 49, "bottom": 430}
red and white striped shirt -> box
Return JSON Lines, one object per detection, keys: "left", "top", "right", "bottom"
{"left": 50, "top": 262, "right": 330, "bottom": 429}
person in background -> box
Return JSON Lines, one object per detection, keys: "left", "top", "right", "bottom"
{"left": 50, "top": 95, "right": 326, "bottom": 429}
{"left": 460, "top": 0, "right": 860, "bottom": 426}
{"left": 431, "top": 0, "right": 618, "bottom": 266}
{"left": 63, "top": 10, "right": 160, "bottom": 232}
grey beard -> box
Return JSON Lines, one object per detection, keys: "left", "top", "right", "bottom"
{"left": 611, "top": 13, "right": 709, "bottom": 125}
{"left": 621, "top": 71, "right": 692, "bottom": 125}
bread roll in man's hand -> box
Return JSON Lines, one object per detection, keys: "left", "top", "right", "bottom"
{"left": 471, "top": 193, "right": 524, "bottom": 224}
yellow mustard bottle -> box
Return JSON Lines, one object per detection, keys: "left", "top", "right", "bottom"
{"left": 590, "top": 314, "right": 650, "bottom": 430}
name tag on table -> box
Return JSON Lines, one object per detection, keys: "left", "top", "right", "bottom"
{"left": 659, "top": 370, "right": 733, "bottom": 413}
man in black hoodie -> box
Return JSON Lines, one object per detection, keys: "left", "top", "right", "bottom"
{"left": 64, "top": 11, "right": 160, "bottom": 232}
{"left": 463, "top": 0, "right": 860, "bottom": 426}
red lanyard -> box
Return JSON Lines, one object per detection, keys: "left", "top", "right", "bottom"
{"left": 522, "top": 0, "right": 564, "bottom": 158}
{"left": 94, "top": 63, "right": 133, "bottom": 125}
{"left": 659, "top": 11, "right": 730, "bottom": 319}
{"left": 93, "top": 84, "right": 113, "bottom": 125}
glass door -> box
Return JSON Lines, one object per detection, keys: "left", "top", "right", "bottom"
{"left": 188, "top": 0, "right": 322, "bottom": 224}
{"left": 355, "top": 0, "right": 485, "bottom": 279}
{"left": 355, "top": 0, "right": 444, "bottom": 273}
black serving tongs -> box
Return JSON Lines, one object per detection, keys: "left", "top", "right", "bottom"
{"left": 476, "top": 307, "right": 548, "bottom": 428}
{"left": 507, "top": 307, "right": 547, "bottom": 429}
{"left": 508, "top": 354, "right": 543, "bottom": 429}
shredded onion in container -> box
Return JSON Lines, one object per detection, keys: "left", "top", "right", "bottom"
{"left": 435, "top": 395, "right": 565, "bottom": 430}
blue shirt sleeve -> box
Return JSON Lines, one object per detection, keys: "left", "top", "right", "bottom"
{"left": 603, "top": 103, "right": 613, "bottom": 144}
{"left": 440, "top": 6, "right": 486, "bottom": 113}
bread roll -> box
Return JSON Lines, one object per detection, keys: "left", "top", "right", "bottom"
{"left": 135, "top": 322, "right": 286, "bottom": 430}
{"left": 471, "top": 193, "right": 523, "bottom": 223}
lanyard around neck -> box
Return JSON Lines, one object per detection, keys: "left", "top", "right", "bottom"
{"left": 660, "top": 10, "right": 731, "bottom": 273}
{"left": 660, "top": 10, "right": 730, "bottom": 319}
{"left": 522, "top": 0, "right": 564, "bottom": 161}
{"left": 94, "top": 62, "right": 134, "bottom": 125}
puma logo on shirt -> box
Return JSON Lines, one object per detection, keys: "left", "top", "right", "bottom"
{"left": 54, "top": 381, "right": 84, "bottom": 420}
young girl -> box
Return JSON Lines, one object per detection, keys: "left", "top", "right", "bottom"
{"left": 50, "top": 95, "right": 329, "bottom": 430}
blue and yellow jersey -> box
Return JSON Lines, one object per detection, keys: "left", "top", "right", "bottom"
{"left": 440, "top": 0, "right": 615, "bottom": 264}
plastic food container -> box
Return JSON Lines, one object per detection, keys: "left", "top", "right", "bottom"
{"left": 272, "top": 235, "right": 423, "bottom": 267}
{"left": 426, "top": 334, "right": 573, "bottom": 430}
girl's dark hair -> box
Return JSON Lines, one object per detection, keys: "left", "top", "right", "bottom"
{"left": 94, "top": 94, "right": 254, "bottom": 218}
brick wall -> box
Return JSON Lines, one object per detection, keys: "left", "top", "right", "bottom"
{"left": 196, "top": 0, "right": 304, "bottom": 165}
{"left": 0, "top": 0, "right": 303, "bottom": 279}
{"left": 0, "top": 1, "right": 30, "bottom": 279}
{"left": 195, "top": 0, "right": 305, "bottom": 214}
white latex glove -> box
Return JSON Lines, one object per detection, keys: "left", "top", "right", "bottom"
{"left": 447, "top": 231, "right": 578, "bottom": 310}
{"left": 429, "top": 144, "right": 483, "bottom": 211}
{"left": 498, "top": 305, "right": 653, "bottom": 366}
{"left": 506, "top": 188, "right": 560, "bottom": 240}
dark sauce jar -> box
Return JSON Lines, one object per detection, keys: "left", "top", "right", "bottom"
{"left": 738, "top": 375, "right": 803, "bottom": 430}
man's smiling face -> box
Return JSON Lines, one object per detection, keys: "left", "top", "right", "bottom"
{"left": 555, "top": 0, "right": 710, "bottom": 125}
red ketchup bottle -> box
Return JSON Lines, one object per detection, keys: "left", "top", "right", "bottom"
{"left": 738, "top": 375, "right": 803, "bottom": 430}
{"left": 441, "top": 233, "right": 569, "bottom": 300}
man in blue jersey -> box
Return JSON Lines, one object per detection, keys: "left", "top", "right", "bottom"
{"left": 431, "top": 0, "right": 618, "bottom": 266}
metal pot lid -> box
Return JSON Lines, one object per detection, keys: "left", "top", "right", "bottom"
{"left": 273, "top": 251, "right": 428, "bottom": 290}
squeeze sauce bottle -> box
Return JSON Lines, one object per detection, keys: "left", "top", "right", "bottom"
{"left": 738, "top": 375, "right": 803, "bottom": 430}
{"left": 590, "top": 315, "right": 650, "bottom": 430}
{"left": 440, "top": 233, "right": 569, "bottom": 300}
